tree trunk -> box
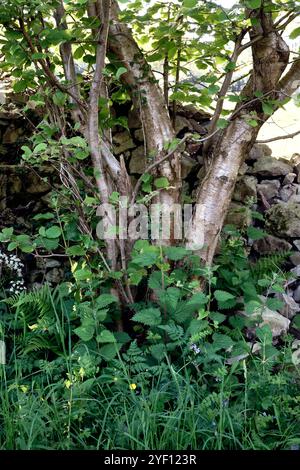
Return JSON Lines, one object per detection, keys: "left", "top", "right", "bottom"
{"left": 108, "top": 0, "right": 181, "bottom": 233}
{"left": 187, "top": 8, "right": 290, "bottom": 265}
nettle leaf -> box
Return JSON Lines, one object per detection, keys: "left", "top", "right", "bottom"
{"left": 174, "top": 292, "right": 208, "bottom": 323}
{"left": 164, "top": 246, "right": 189, "bottom": 261}
{"left": 149, "top": 343, "right": 166, "bottom": 361}
{"left": 266, "top": 297, "right": 284, "bottom": 311}
{"left": 212, "top": 333, "right": 234, "bottom": 351}
{"left": 256, "top": 324, "right": 273, "bottom": 345}
{"left": 159, "top": 287, "right": 181, "bottom": 313}
{"left": 66, "top": 245, "right": 86, "bottom": 256}
{"left": 214, "top": 290, "right": 235, "bottom": 302}
{"left": 132, "top": 249, "right": 159, "bottom": 267}
{"left": 96, "top": 294, "right": 118, "bottom": 309}
{"left": 96, "top": 330, "right": 116, "bottom": 343}
{"left": 132, "top": 308, "right": 162, "bottom": 326}
{"left": 99, "top": 343, "right": 120, "bottom": 361}
{"left": 148, "top": 271, "right": 163, "bottom": 290}
{"left": 74, "top": 321, "right": 95, "bottom": 342}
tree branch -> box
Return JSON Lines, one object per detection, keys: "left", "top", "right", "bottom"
{"left": 256, "top": 129, "right": 300, "bottom": 144}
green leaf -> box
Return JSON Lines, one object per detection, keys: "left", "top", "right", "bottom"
{"left": 154, "top": 177, "right": 169, "bottom": 189}
{"left": 99, "top": 343, "right": 120, "bottom": 361}
{"left": 96, "top": 293, "right": 118, "bottom": 309}
{"left": 53, "top": 91, "right": 67, "bottom": 107}
{"left": 247, "top": 119, "right": 258, "bottom": 127}
{"left": 66, "top": 245, "right": 86, "bottom": 256}
{"left": 266, "top": 297, "right": 284, "bottom": 312}
{"left": 159, "top": 287, "right": 181, "bottom": 313}
{"left": 33, "top": 212, "right": 54, "bottom": 221}
{"left": 0, "top": 227, "right": 14, "bottom": 241}
{"left": 96, "top": 330, "right": 116, "bottom": 343}
{"left": 74, "top": 323, "right": 95, "bottom": 342}
{"left": 262, "top": 102, "right": 273, "bottom": 116}
{"left": 245, "top": 0, "right": 261, "bottom": 8}
{"left": 45, "top": 226, "right": 62, "bottom": 239}
{"left": 290, "top": 27, "right": 300, "bottom": 40}
{"left": 212, "top": 333, "right": 234, "bottom": 351}
{"left": 247, "top": 226, "right": 267, "bottom": 240}
{"left": 132, "top": 248, "right": 159, "bottom": 267}
{"left": 256, "top": 324, "right": 273, "bottom": 344}
{"left": 7, "top": 241, "right": 18, "bottom": 251}
{"left": 132, "top": 308, "right": 162, "bottom": 326}
{"left": 116, "top": 67, "right": 128, "bottom": 80}
{"left": 216, "top": 118, "right": 229, "bottom": 129}
{"left": 149, "top": 343, "right": 166, "bottom": 361}
{"left": 13, "top": 80, "right": 28, "bottom": 93}
{"left": 183, "top": 0, "right": 197, "bottom": 7}
{"left": 74, "top": 268, "right": 92, "bottom": 281}
{"left": 214, "top": 290, "right": 235, "bottom": 302}
{"left": 164, "top": 246, "right": 189, "bottom": 261}
{"left": 33, "top": 143, "right": 47, "bottom": 153}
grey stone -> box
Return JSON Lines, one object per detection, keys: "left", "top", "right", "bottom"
{"left": 293, "top": 285, "right": 300, "bottom": 303}
{"left": 45, "top": 268, "right": 64, "bottom": 284}
{"left": 233, "top": 175, "right": 257, "bottom": 202}
{"left": 8, "top": 175, "right": 22, "bottom": 194}
{"left": 283, "top": 173, "right": 297, "bottom": 185}
{"left": 128, "top": 108, "right": 141, "bottom": 129}
{"left": 25, "top": 173, "right": 51, "bottom": 194}
{"left": 252, "top": 156, "right": 293, "bottom": 177}
{"left": 279, "top": 184, "right": 297, "bottom": 202}
{"left": 45, "top": 259, "right": 62, "bottom": 269}
{"left": 129, "top": 147, "right": 146, "bottom": 174}
{"left": 133, "top": 128, "right": 144, "bottom": 143}
{"left": 291, "top": 153, "right": 300, "bottom": 167}
{"left": 113, "top": 131, "right": 135, "bottom": 155}
{"left": 225, "top": 202, "right": 252, "bottom": 229}
{"left": 277, "top": 293, "right": 300, "bottom": 319}
{"left": 181, "top": 154, "right": 197, "bottom": 179}
{"left": 238, "top": 162, "right": 249, "bottom": 176}
{"left": 174, "top": 116, "right": 191, "bottom": 134}
{"left": 253, "top": 235, "right": 292, "bottom": 255}
{"left": 257, "top": 180, "right": 280, "bottom": 201}
{"left": 266, "top": 202, "right": 300, "bottom": 238}
{"left": 247, "top": 144, "right": 272, "bottom": 162}
{"left": 259, "top": 307, "right": 290, "bottom": 337}
{"left": 293, "top": 240, "right": 300, "bottom": 251}
{"left": 290, "top": 252, "right": 300, "bottom": 266}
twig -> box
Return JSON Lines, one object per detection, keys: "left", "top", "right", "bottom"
{"left": 131, "top": 130, "right": 219, "bottom": 205}
{"left": 256, "top": 129, "right": 300, "bottom": 144}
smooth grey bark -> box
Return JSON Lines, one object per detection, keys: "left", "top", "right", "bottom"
{"left": 108, "top": 0, "right": 181, "bottom": 243}
{"left": 187, "top": 8, "right": 290, "bottom": 264}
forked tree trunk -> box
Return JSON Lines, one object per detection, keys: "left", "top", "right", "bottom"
{"left": 186, "top": 9, "right": 291, "bottom": 264}
{"left": 108, "top": 0, "right": 181, "bottom": 229}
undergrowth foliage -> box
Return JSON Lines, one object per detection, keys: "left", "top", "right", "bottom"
{"left": 0, "top": 229, "right": 299, "bottom": 450}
